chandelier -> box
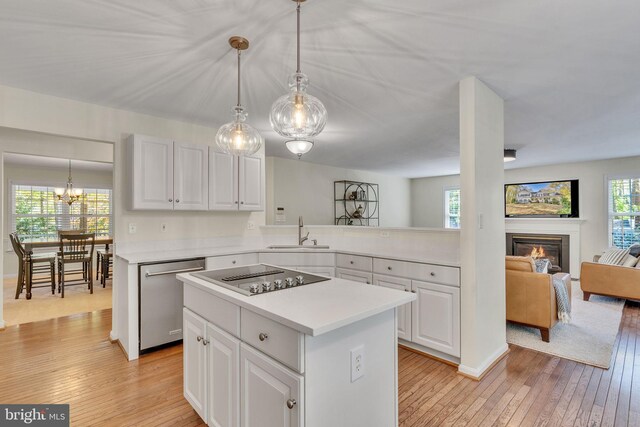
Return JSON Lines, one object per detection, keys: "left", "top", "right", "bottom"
{"left": 270, "top": 0, "right": 327, "bottom": 156}
{"left": 215, "top": 36, "right": 263, "bottom": 156}
{"left": 54, "top": 160, "right": 84, "bottom": 205}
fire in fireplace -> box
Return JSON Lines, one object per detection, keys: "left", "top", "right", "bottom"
{"left": 506, "top": 233, "right": 570, "bottom": 274}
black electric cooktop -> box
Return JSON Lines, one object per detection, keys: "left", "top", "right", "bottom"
{"left": 192, "top": 264, "right": 330, "bottom": 296}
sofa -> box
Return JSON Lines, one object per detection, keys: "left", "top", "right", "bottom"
{"left": 580, "top": 255, "right": 640, "bottom": 301}
{"left": 506, "top": 256, "right": 572, "bottom": 342}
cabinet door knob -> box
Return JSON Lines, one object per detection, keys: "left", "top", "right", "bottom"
{"left": 235, "top": 201, "right": 238, "bottom": 204}
{"left": 411, "top": 290, "right": 416, "bottom": 293}
{"left": 240, "top": 201, "right": 244, "bottom": 204}
{"left": 196, "top": 336, "right": 202, "bottom": 342}
{"left": 366, "top": 281, "right": 370, "bottom": 284}
{"left": 350, "top": 261, "right": 354, "bottom": 264}
{"left": 430, "top": 272, "right": 436, "bottom": 276}
{"left": 176, "top": 199, "right": 180, "bottom": 203}
{"left": 169, "top": 198, "right": 173, "bottom": 202}
{"left": 232, "top": 260, "right": 237, "bottom": 264}
{"left": 202, "top": 339, "right": 209, "bottom": 346}
{"left": 259, "top": 332, "right": 269, "bottom": 341}
{"left": 387, "top": 266, "right": 392, "bottom": 271}
{"left": 287, "top": 399, "right": 297, "bottom": 409}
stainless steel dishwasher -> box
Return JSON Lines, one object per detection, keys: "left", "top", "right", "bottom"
{"left": 139, "top": 258, "right": 205, "bottom": 353}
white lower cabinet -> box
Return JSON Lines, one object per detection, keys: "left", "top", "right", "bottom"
{"left": 373, "top": 274, "right": 412, "bottom": 341}
{"left": 411, "top": 280, "right": 460, "bottom": 357}
{"left": 184, "top": 309, "right": 207, "bottom": 420}
{"left": 241, "top": 344, "right": 303, "bottom": 427}
{"left": 207, "top": 323, "right": 240, "bottom": 427}
{"left": 296, "top": 266, "right": 335, "bottom": 277}
{"left": 184, "top": 308, "right": 303, "bottom": 427}
{"left": 336, "top": 268, "right": 372, "bottom": 284}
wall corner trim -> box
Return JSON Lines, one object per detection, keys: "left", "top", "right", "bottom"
{"left": 457, "top": 343, "right": 509, "bottom": 381}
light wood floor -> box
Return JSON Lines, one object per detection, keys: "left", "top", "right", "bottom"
{"left": 0, "top": 302, "right": 638, "bottom": 426}
{"left": 2, "top": 274, "right": 111, "bottom": 326}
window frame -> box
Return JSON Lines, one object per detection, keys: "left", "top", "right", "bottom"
{"left": 444, "top": 187, "right": 461, "bottom": 229}
{"left": 606, "top": 175, "right": 640, "bottom": 249}
{"left": 9, "top": 179, "right": 113, "bottom": 243}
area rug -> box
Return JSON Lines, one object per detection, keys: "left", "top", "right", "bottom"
{"left": 3, "top": 278, "right": 112, "bottom": 326}
{"left": 506, "top": 281, "right": 625, "bottom": 369}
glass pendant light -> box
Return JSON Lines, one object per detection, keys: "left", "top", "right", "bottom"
{"left": 54, "top": 160, "right": 84, "bottom": 205}
{"left": 285, "top": 139, "right": 314, "bottom": 159}
{"left": 504, "top": 149, "right": 517, "bottom": 162}
{"left": 216, "top": 36, "right": 263, "bottom": 156}
{"left": 270, "top": 0, "right": 327, "bottom": 143}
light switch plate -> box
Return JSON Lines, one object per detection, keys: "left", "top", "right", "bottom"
{"left": 247, "top": 221, "right": 256, "bottom": 230}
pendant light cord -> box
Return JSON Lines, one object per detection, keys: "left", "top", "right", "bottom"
{"left": 296, "top": 2, "right": 301, "bottom": 74}
{"left": 237, "top": 48, "right": 242, "bottom": 108}
{"left": 68, "top": 160, "right": 72, "bottom": 182}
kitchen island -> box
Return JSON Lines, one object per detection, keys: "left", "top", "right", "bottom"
{"left": 178, "top": 265, "right": 415, "bottom": 427}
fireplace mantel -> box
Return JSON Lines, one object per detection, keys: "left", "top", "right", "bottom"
{"left": 505, "top": 218, "right": 584, "bottom": 279}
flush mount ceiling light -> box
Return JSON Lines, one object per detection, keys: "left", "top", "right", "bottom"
{"left": 270, "top": 0, "right": 327, "bottom": 144}
{"left": 215, "top": 36, "right": 263, "bottom": 156}
{"left": 504, "top": 149, "right": 517, "bottom": 162}
{"left": 285, "top": 139, "right": 314, "bottom": 159}
{"left": 54, "top": 160, "right": 84, "bottom": 205}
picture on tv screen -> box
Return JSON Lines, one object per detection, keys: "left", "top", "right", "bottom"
{"left": 505, "top": 180, "right": 577, "bottom": 217}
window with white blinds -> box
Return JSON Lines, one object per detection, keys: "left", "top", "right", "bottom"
{"left": 10, "top": 184, "right": 112, "bottom": 242}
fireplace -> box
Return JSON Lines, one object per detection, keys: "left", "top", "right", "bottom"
{"left": 506, "top": 233, "right": 570, "bottom": 274}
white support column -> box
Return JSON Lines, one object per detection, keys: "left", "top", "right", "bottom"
{"left": 458, "top": 77, "right": 508, "bottom": 379}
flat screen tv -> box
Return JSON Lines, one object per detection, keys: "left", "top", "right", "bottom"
{"left": 504, "top": 180, "right": 579, "bottom": 218}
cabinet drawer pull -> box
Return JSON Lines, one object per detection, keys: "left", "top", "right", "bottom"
{"left": 196, "top": 336, "right": 202, "bottom": 342}
{"left": 176, "top": 199, "right": 180, "bottom": 203}
{"left": 411, "top": 290, "right": 416, "bottom": 293}
{"left": 366, "top": 281, "right": 370, "bottom": 284}
{"left": 235, "top": 201, "right": 238, "bottom": 204}
{"left": 240, "top": 201, "right": 245, "bottom": 204}
{"left": 232, "top": 260, "right": 237, "bottom": 264}
{"left": 287, "top": 399, "right": 297, "bottom": 409}
{"left": 350, "top": 260, "right": 354, "bottom": 264}
{"left": 430, "top": 272, "right": 436, "bottom": 276}
{"left": 387, "top": 266, "right": 392, "bottom": 271}
{"left": 259, "top": 332, "right": 269, "bottom": 341}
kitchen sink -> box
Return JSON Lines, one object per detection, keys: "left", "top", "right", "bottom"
{"left": 267, "top": 244, "right": 330, "bottom": 250}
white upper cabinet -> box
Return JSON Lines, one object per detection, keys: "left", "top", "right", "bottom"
{"left": 209, "top": 150, "right": 238, "bottom": 210}
{"left": 128, "top": 134, "right": 174, "bottom": 210}
{"left": 238, "top": 156, "right": 263, "bottom": 211}
{"left": 208, "top": 149, "right": 264, "bottom": 212}
{"left": 174, "top": 141, "right": 208, "bottom": 211}
{"left": 128, "top": 135, "right": 208, "bottom": 211}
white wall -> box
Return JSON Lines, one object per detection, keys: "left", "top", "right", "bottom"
{"left": 3, "top": 161, "right": 113, "bottom": 275}
{"left": 411, "top": 155, "right": 640, "bottom": 261}
{"left": 0, "top": 83, "right": 265, "bottom": 329}
{"left": 266, "top": 156, "right": 411, "bottom": 227}
{"left": 458, "top": 77, "right": 507, "bottom": 378}
{"left": 411, "top": 174, "right": 460, "bottom": 228}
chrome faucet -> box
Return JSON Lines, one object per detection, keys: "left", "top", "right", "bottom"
{"left": 298, "top": 216, "right": 309, "bottom": 245}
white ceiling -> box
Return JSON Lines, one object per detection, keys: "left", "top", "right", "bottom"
{"left": 0, "top": 0, "right": 638, "bottom": 177}
{"left": 3, "top": 153, "right": 113, "bottom": 172}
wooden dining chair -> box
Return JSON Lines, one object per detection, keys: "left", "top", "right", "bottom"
{"left": 58, "top": 232, "right": 95, "bottom": 298}
{"left": 57, "top": 230, "right": 90, "bottom": 286}
{"left": 9, "top": 232, "right": 56, "bottom": 299}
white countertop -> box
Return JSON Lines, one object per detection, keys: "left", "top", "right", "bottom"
{"left": 178, "top": 272, "right": 416, "bottom": 336}
{"left": 116, "top": 246, "right": 460, "bottom": 267}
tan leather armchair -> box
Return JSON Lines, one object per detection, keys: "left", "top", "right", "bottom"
{"left": 506, "top": 256, "right": 572, "bottom": 342}
{"left": 580, "top": 256, "right": 640, "bottom": 301}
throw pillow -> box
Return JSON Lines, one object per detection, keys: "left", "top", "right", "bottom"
{"left": 621, "top": 254, "right": 638, "bottom": 268}
{"left": 629, "top": 244, "right": 640, "bottom": 258}
{"left": 598, "top": 247, "right": 630, "bottom": 265}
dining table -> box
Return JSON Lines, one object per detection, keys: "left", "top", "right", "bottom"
{"left": 22, "top": 238, "right": 113, "bottom": 299}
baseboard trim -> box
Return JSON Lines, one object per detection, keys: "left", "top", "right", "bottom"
{"left": 109, "top": 332, "right": 130, "bottom": 360}
{"left": 458, "top": 343, "right": 510, "bottom": 381}
{"left": 109, "top": 330, "right": 118, "bottom": 342}
{"left": 399, "top": 343, "right": 459, "bottom": 368}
